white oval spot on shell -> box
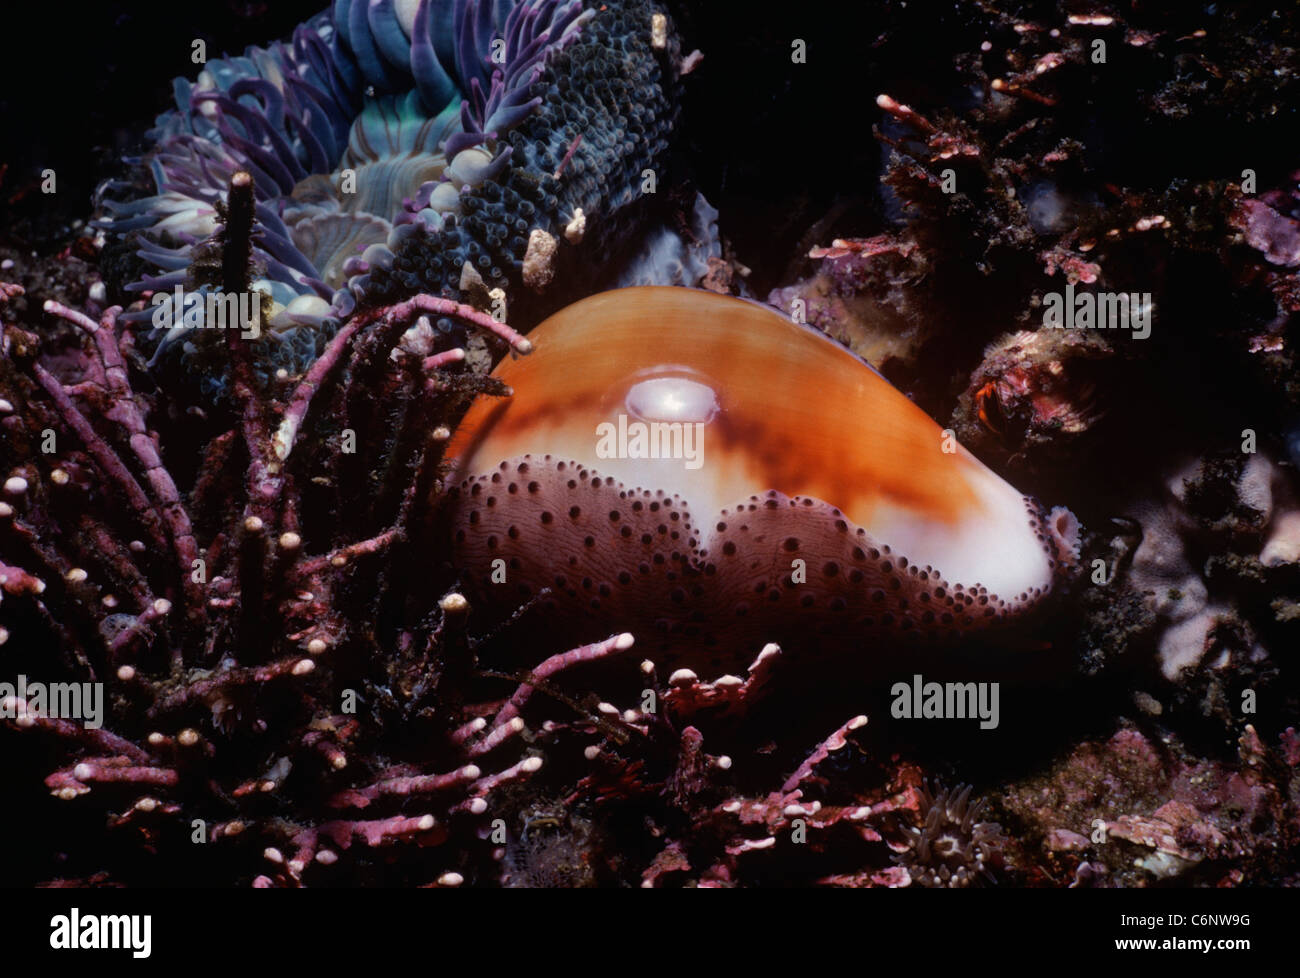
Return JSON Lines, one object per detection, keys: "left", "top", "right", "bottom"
{"left": 625, "top": 374, "right": 719, "bottom": 425}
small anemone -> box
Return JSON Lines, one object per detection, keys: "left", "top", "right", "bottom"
{"left": 896, "top": 780, "right": 1004, "bottom": 888}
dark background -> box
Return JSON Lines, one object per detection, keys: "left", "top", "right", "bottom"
{"left": 0, "top": 1, "right": 321, "bottom": 247}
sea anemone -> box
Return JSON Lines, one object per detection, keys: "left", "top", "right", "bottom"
{"left": 97, "top": 0, "right": 680, "bottom": 390}
{"left": 896, "top": 781, "right": 1003, "bottom": 887}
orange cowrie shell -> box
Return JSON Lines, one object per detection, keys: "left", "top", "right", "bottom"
{"left": 443, "top": 287, "right": 1078, "bottom": 670}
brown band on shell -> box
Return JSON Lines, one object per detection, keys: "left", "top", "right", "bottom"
{"left": 446, "top": 456, "right": 1053, "bottom": 672}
